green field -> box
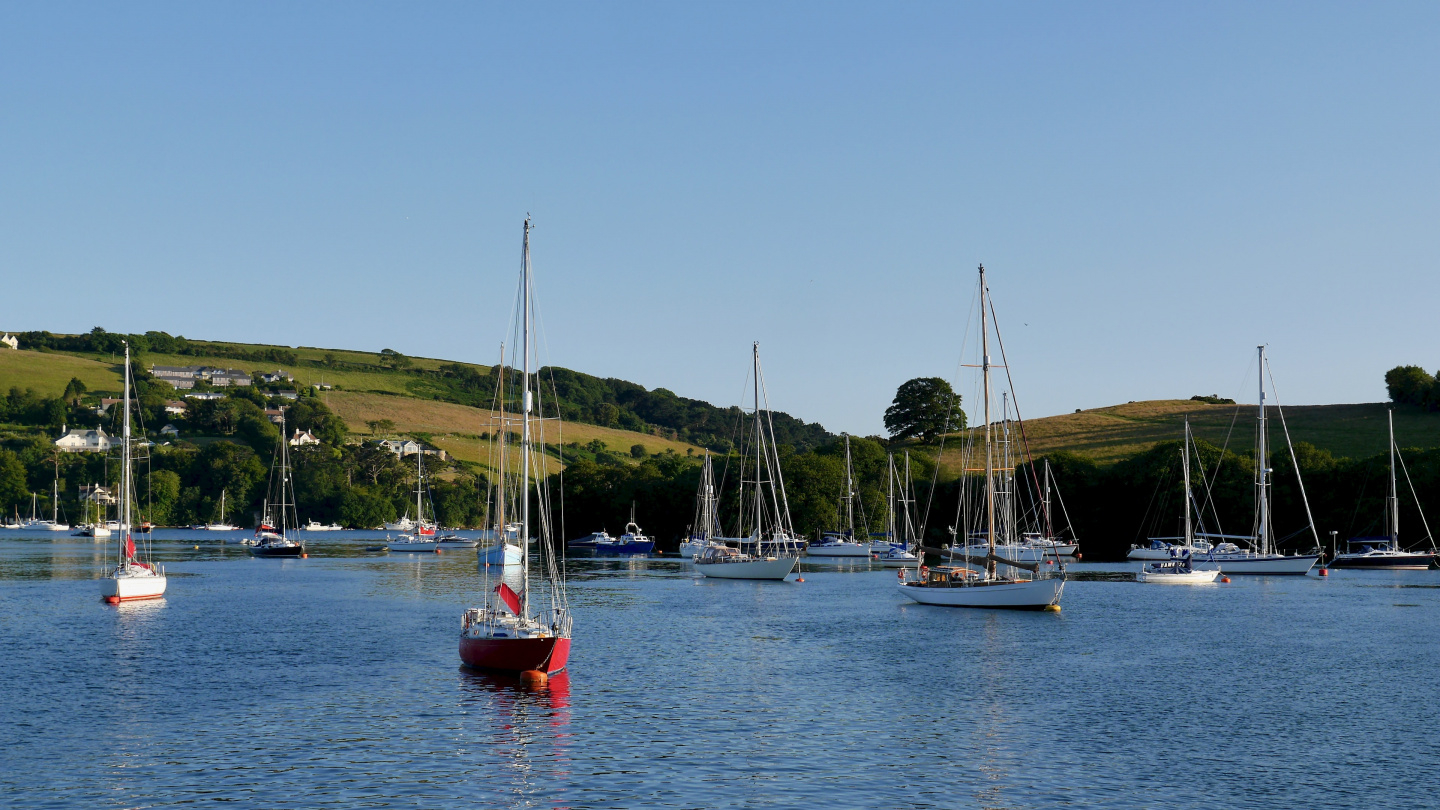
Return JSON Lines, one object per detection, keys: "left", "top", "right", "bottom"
{"left": 936, "top": 399, "right": 1440, "bottom": 471}
{"left": 0, "top": 349, "right": 123, "bottom": 396}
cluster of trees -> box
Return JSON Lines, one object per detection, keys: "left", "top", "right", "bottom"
{"left": 1386, "top": 365, "right": 1440, "bottom": 410}
{"left": 18, "top": 327, "right": 299, "bottom": 365}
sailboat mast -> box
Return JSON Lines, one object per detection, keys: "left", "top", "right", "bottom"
{"left": 1044, "top": 460, "right": 1052, "bottom": 538}
{"left": 1389, "top": 409, "right": 1399, "bottom": 546}
{"left": 886, "top": 453, "right": 896, "bottom": 546}
{"left": 121, "top": 341, "right": 132, "bottom": 565}
{"left": 279, "top": 410, "right": 289, "bottom": 535}
{"left": 753, "top": 342, "right": 762, "bottom": 542}
{"left": 1256, "top": 345, "right": 1269, "bottom": 555}
{"left": 521, "top": 217, "right": 533, "bottom": 616}
{"left": 415, "top": 449, "right": 423, "bottom": 527}
{"left": 1183, "top": 417, "right": 1193, "bottom": 545}
{"left": 496, "top": 342, "right": 506, "bottom": 538}
{"left": 980, "top": 265, "right": 996, "bottom": 578}
{"left": 844, "top": 435, "right": 854, "bottom": 538}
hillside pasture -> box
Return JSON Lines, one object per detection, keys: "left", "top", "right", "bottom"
{"left": 0, "top": 349, "right": 123, "bottom": 396}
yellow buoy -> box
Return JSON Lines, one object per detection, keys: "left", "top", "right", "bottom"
{"left": 1043, "top": 604, "right": 1061, "bottom": 612}
{"left": 193, "top": 545, "right": 199, "bottom": 550}
{"left": 520, "top": 669, "right": 548, "bottom": 687}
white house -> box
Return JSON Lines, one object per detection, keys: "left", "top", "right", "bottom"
{"left": 1, "top": 333, "right": 17, "bottom": 350}
{"left": 163, "top": 400, "right": 187, "bottom": 416}
{"left": 80, "top": 484, "right": 116, "bottom": 504}
{"left": 289, "top": 429, "right": 319, "bottom": 447}
{"left": 55, "top": 427, "right": 112, "bottom": 453}
{"left": 259, "top": 369, "right": 295, "bottom": 384}
{"left": 373, "top": 438, "right": 445, "bottom": 459}
{"left": 264, "top": 408, "right": 285, "bottom": 425}
{"left": 160, "top": 424, "right": 180, "bottom": 437}
{"left": 184, "top": 392, "right": 225, "bottom": 401}
{"left": 150, "top": 365, "right": 253, "bottom": 389}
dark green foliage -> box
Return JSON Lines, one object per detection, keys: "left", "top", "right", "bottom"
{"left": 1190, "top": 394, "right": 1235, "bottom": 405}
{"left": 1385, "top": 365, "right": 1440, "bottom": 410}
{"left": 884, "top": 377, "right": 965, "bottom": 442}
{"left": 630, "top": 444, "right": 647, "bottom": 459}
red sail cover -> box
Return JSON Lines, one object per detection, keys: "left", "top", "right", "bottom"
{"left": 495, "top": 582, "right": 522, "bottom": 614}
{"left": 124, "top": 533, "right": 136, "bottom": 560}
{"left": 419, "top": 526, "right": 435, "bottom": 536}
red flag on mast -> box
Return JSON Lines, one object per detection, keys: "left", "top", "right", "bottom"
{"left": 494, "top": 582, "right": 522, "bottom": 614}
{"left": 124, "top": 533, "right": 136, "bottom": 560}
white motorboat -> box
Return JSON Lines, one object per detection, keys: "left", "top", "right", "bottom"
{"left": 898, "top": 265, "right": 1064, "bottom": 611}
{"left": 302, "top": 520, "right": 342, "bottom": 531}
{"left": 1137, "top": 558, "right": 1221, "bottom": 584}
{"left": 435, "top": 534, "right": 478, "bottom": 549}
{"left": 877, "top": 545, "right": 919, "bottom": 568}
{"left": 101, "top": 343, "right": 167, "bottom": 603}
{"left": 389, "top": 534, "right": 439, "bottom": 552}
{"left": 383, "top": 515, "right": 416, "bottom": 532}
{"left": 695, "top": 344, "right": 800, "bottom": 581}
{"left": 807, "top": 534, "right": 871, "bottom": 557}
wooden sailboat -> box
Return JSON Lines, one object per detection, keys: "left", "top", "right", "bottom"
{"left": 1329, "top": 410, "right": 1437, "bottom": 570}
{"left": 250, "top": 411, "right": 305, "bottom": 558}
{"left": 460, "top": 217, "right": 572, "bottom": 675}
{"left": 1194, "top": 347, "right": 1320, "bottom": 574}
{"left": 694, "top": 343, "right": 800, "bottom": 581}
{"left": 898, "top": 265, "right": 1064, "bottom": 609}
{"left": 101, "top": 341, "right": 167, "bottom": 603}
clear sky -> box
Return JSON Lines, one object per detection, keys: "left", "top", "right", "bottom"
{"left": 3, "top": 3, "right": 1437, "bottom": 435}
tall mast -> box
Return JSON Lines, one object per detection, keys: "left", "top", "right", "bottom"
{"left": 753, "top": 342, "right": 762, "bottom": 542}
{"left": 415, "top": 446, "right": 423, "bottom": 527}
{"left": 1256, "top": 345, "right": 1269, "bottom": 555}
{"left": 521, "top": 217, "right": 532, "bottom": 615}
{"left": 279, "top": 410, "right": 289, "bottom": 536}
{"left": 980, "top": 265, "right": 996, "bottom": 578}
{"left": 886, "top": 453, "right": 896, "bottom": 545}
{"left": 903, "top": 451, "right": 913, "bottom": 544}
{"left": 844, "top": 435, "right": 854, "bottom": 538}
{"left": 1388, "top": 409, "right": 1399, "bottom": 546}
{"left": 496, "top": 342, "right": 505, "bottom": 537}
{"left": 1043, "top": 460, "right": 1053, "bottom": 538}
{"left": 121, "top": 341, "right": 132, "bottom": 564}
{"left": 1183, "top": 416, "right": 1193, "bottom": 545}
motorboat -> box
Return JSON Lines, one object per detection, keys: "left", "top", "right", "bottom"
{"left": 302, "top": 520, "right": 342, "bottom": 531}
{"left": 595, "top": 511, "right": 654, "bottom": 555}
{"left": 807, "top": 532, "right": 870, "bottom": 557}
{"left": 435, "top": 534, "right": 479, "bottom": 549}
{"left": 389, "top": 534, "right": 439, "bottom": 552}
{"left": 567, "top": 531, "right": 610, "bottom": 550}
{"left": 1137, "top": 555, "right": 1221, "bottom": 584}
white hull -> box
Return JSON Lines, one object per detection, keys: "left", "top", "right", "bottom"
{"left": 1200, "top": 554, "right": 1319, "bottom": 575}
{"left": 198, "top": 524, "right": 238, "bottom": 531}
{"left": 101, "top": 566, "right": 167, "bottom": 601}
{"left": 390, "top": 542, "right": 439, "bottom": 553}
{"left": 303, "top": 523, "right": 342, "bottom": 531}
{"left": 478, "top": 543, "right": 523, "bottom": 566}
{"left": 695, "top": 556, "right": 797, "bottom": 580}
{"left": 28, "top": 521, "right": 70, "bottom": 532}
{"left": 878, "top": 552, "right": 919, "bottom": 568}
{"left": 898, "top": 577, "right": 1063, "bottom": 609}
{"left": 1137, "top": 569, "right": 1220, "bottom": 584}
{"left": 807, "top": 543, "right": 872, "bottom": 557}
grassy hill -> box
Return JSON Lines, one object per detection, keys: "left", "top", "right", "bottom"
{"left": 0, "top": 349, "right": 122, "bottom": 397}
{"left": 935, "top": 399, "right": 1440, "bottom": 471}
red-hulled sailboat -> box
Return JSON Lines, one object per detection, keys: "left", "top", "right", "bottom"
{"left": 460, "top": 217, "right": 572, "bottom": 675}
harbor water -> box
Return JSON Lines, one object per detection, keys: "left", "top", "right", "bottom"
{"left": 2, "top": 530, "right": 1436, "bottom": 808}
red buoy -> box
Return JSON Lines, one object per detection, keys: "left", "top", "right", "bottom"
{"left": 1220, "top": 576, "right": 1231, "bottom": 583}
{"left": 1319, "top": 568, "right": 1328, "bottom": 576}
{"left": 1075, "top": 553, "right": 1083, "bottom": 560}
{"left": 519, "top": 669, "right": 548, "bottom": 688}
{"left": 435, "top": 548, "right": 443, "bottom": 554}
{"left": 301, "top": 553, "right": 308, "bottom": 559}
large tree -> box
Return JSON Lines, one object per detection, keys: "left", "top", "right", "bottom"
{"left": 884, "top": 377, "right": 964, "bottom": 442}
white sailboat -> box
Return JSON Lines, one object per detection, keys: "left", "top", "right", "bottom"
{"left": 694, "top": 343, "right": 799, "bottom": 581}
{"left": 197, "top": 489, "right": 238, "bottom": 531}
{"left": 876, "top": 453, "right": 920, "bottom": 568}
{"left": 899, "top": 265, "right": 1064, "bottom": 610}
{"left": 807, "top": 436, "right": 872, "bottom": 557}
{"left": 101, "top": 342, "right": 167, "bottom": 603}
{"left": 30, "top": 462, "right": 70, "bottom": 532}
{"left": 1137, "top": 418, "right": 1220, "bottom": 585}
{"left": 1194, "top": 347, "right": 1320, "bottom": 575}
{"left": 1329, "top": 410, "right": 1438, "bottom": 570}
{"left": 391, "top": 450, "right": 441, "bottom": 551}
{"left": 680, "top": 452, "right": 725, "bottom": 559}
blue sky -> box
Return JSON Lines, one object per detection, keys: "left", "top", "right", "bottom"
{"left": 2, "top": 3, "right": 1437, "bottom": 435}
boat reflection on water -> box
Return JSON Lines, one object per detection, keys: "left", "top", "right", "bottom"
{"left": 459, "top": 669, "right": 572, "bottom": 801}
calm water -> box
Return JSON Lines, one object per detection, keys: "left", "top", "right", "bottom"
{"left": 1, "top": 530, "right": 1436, "bottom": 809}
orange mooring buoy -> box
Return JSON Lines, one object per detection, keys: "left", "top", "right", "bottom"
{"left": 435, "top": 548, "right": 443, "bottom": 554}
{"left": 301, "top": 553, "right": 308, "bottom": 559}
{"left": 520, "top": 669, "right": 548, "bottom": 687}
{"left": 1220, "top": 576, "right": 1230, "bottom": 583}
